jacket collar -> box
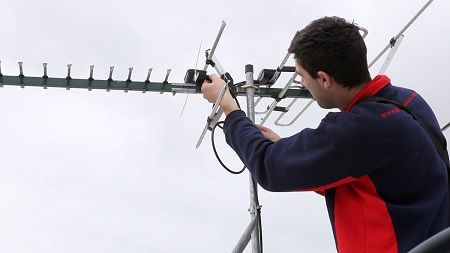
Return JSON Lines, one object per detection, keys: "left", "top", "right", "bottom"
{"left": 344, "top": 75, "right": 391, "bottom": 112}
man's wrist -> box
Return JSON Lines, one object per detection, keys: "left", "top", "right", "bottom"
{"left": 221, "top": 99, "right": 239, "bottom": 115}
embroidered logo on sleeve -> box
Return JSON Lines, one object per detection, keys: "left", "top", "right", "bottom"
{"left": 380, "top": 107, "right": 401, "bottom": 118}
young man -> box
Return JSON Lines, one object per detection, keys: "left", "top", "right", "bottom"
{"left": 201, "top": 16, "right": 449, "bottom": 252}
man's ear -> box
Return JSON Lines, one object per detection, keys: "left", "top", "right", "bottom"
{"left": 317, "top": 71, "right": 332, "bottom": 89}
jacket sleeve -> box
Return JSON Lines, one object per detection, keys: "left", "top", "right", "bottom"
{"left": 223, "top": 110, "right": 395, "bottom": 192}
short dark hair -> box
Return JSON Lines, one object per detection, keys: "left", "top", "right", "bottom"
{"left": 288, "top": 16, "right": 371, "bottom": 88}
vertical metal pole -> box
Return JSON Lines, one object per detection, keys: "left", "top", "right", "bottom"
{"left": 245, "top": 64, "right": 261, "bottom": 253}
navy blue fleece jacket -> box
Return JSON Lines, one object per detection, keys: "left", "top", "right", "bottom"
{"left": 223, "top": 75, "right": 449, "bottom": 252}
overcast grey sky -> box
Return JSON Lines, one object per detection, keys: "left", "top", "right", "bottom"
{"left": 0, "top": 0, "right": 449, "bottom": 252}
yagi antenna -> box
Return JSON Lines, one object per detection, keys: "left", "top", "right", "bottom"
{"left": 0, "top": 60, "right": 307, "bottom": 101}
{"left": 180, "top": 41, "right": 203, "bottom": 117}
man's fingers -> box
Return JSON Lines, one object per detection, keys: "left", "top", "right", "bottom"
{"left": 208, "top": 73, "right": 220, "bottom": 81}
{"left": 256, "top": 124, "right": 269, "bottom": 132}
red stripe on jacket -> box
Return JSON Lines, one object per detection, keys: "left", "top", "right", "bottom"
{"left": 334, "top": 175, "right": 398, "bottom": 252}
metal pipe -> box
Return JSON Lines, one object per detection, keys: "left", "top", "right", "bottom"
{"left": 378, "top": 35, "right": 404, "bottom": 74}
{"left": 254, "top": 99, "right": 269, "bottom": 115}
{"left": 369, "top": 0, "right": 434, "bottom": 68}
{"left": 244, "top": 64, "right": 261, "bottom": 253}
{"left": 195, "top": 83, "right": 227, "bottom": 149}
{"left": 254, "top": 52, "right": 293, "bottom": 113}
{"left": 260, "top": 72, "right": 297, "bottom": 125}
{"left": 396, "top": 0, "right": 434, "bottom": 41}
{"left": 269, "top": 52, "right": 291, "bottom": 85}
{"left": 274, "top": 98, "right": 315, "bottom": 127}
{"left": 210, "top": 55, "right": 226, "bottom": 76}
{"left": 232, "top": 217, "right": 258, "bottom": 253}
{"left": 203, "top": 20, "right": 226, "bottom": 71}
{"left": 195, "top": 56, "right": 229, "bottom": 149}
{"left": 194, "top": 21, "right": 228, "bottom": 149}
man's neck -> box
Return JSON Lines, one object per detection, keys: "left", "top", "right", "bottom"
{"left": 336, "top": 83, "right": 367, "bottom": 111}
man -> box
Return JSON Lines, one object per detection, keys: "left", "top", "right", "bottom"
{"left": 201, "top": 16, "right": 449, "bottom": 252}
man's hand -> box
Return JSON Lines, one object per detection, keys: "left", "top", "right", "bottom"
{"left": 201, "top": 74, "right": 239, "bottom": 115}
{"left": 256, "top": 125, "right": 281, "bottom": 142}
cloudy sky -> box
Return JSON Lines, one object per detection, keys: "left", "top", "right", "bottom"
{"left": 0, "top": 0, "right": 449, "bottom": 252}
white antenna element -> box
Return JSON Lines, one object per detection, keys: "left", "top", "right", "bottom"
{"left": 369, "top": 0, "right": 434, "bottom": 68}
{"left": 180, "top": 41, "right": 203, "bottom": 117}
{"left": 195, "top": 21, "right": 227, "bottom": 149}
{"left": 274, "top": 98, "right": 315, "bottom": 127}
{"left": 259, "top": 72, "right": 298, "bottom": 125}
{"left": 254, "top": 52, "right": 292, "bottom": 115}
{"left": 378, "top": 35, "right": 405, "bottom": 74}
{"left": 203, "top": 20, "right": 226, "bottom": 72}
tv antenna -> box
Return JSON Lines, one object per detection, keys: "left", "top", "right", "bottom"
{"left": 0, "top": 1, "right": 446, "bottom": 252}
